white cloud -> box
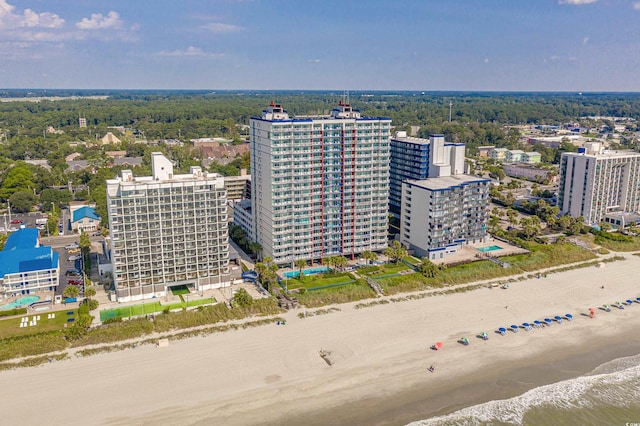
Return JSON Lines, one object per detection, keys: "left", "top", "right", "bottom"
{"left": 308, "top": 59, "right": 321, "bottom": 63}
{"left": 559, "top": 0, "right": 598, "bottom": 4}
{"left": 155, "top": 46, "right": 224, "bottom": 58}
{"left": 202, "top": 22, "right": 243, "bottom": 33}
{"left": 484, "top": 58, "right": 489, "bottom": 63}
{"left": 583, "top": 36, "right": 589, "bottom": 45}
{"left": 76, "top": 11, "right": 122, "bottom": 30}
{"left": 633, "top": 2, "right": 640, "bottom": 10}
{"left": 0, "top": 0, "right": 64, "bottom": 29}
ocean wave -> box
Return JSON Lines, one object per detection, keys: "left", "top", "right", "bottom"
{"left": 409, "top": 356, "right": 640, "bottom": 426}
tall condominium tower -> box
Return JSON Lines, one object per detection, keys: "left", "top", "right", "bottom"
{"left": 389, "top": 131, "right": 430, "bottom": 216}
{"left": 400, "top": 135, "right": 489, "bottom": 260}
{"left": 559, "top": 142, "right": 640, "bottom": 225}
{"left": 107, "top": 152, "right": 230, "bottom": 302}
{"left": 250, "top": 101, "right": 391, "bottom": 265}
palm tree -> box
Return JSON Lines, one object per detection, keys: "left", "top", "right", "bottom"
{"left": 294, "top": 259, "right": 307, "bottom": 279}
{"left": 332, "top": 256, "right": 348, "bottom": 271}
{"left": 63, "top": 285, "right": 79, "bottom": 299}
{"left": 361, "top": 250, "right": 377, "bottom": 265}
{"left": 84, "top": 286, "right": 96, "bottom": 300}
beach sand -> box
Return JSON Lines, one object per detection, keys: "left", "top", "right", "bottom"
{"left": 2, "top": 255, "right": 640, "bottom": 426}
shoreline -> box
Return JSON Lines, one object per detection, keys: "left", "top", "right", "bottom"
{"left": 2, "top": 254, "right": 640, "bottom": 425}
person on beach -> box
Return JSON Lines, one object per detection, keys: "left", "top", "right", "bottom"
{"left": 428, "top": 365, "right": 435, "bottom": 373}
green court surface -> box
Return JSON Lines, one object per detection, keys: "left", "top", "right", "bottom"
{"left": 99, "top": 297, "right": 216, "bottom": 321}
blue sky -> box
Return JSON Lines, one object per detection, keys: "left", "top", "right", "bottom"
{"left": 1, "top": 0, "right": 639, "bottom": 91}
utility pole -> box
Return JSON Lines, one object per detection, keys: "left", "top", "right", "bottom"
{"left": 449, "top": 101, "right": 453, "bottom": 122}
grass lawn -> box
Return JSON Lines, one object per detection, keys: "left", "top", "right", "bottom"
{"left": 403, "top": 256, "right": 422, "bottom": 267}
{"left": 100, "top": 297, "right": 216, "bottom": 321}
{"left": 285, "top": 273, "right": 354, "bottom": 290}
{"left": 359, "top": 263, "right": 411, "bottom": 277}
{"left": 0, "top": 310, "right": 77, "bottom": 339}
{"left": 593, "top": 233, "right": 640, "bottom": 252}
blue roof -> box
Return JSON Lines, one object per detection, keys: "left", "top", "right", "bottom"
{"left": 72, "top": 206, "right": 100, "bottom": 223}
{"left": 0, "top": 228, "right": 58, "bottom": 278}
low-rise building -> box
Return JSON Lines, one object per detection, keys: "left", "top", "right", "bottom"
{"left": 521, "top": 152, "right": 541, "bottom": 164}
{"left": 71, "top": 206, "right": 101, "bottom": 233}
{"left": 489, "top": 148, "right": 508, "bottom": 161}
{"left": 503, "top": 163, "right": 557, "bottom": 183}
{"left": 505, "top": 150, "right": 524, "bottom": 163}
{"left": 0, "top": 227, "right": 59, "bottom": 298}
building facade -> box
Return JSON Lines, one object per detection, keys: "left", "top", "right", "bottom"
{"left": 0, "top": 227, "right": 59, "bottom": 299}
{"left": 400, "top": 176, "right": 490, "bottom": 260}
{"left": 503, "top": 163, "right": 557, "bottom": 183}
{"left": 250, "top": 101, "right": 391, "bottom": 265}
{"left": 106, "top": 152, "right": 230, "bottom": 302}
{"left": 559, "top": 145, "right": 640, "bottom": 225}
{"left": 389, "top": 131, "right": 430, "bottom": 216}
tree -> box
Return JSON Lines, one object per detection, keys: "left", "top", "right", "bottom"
{"left": 294, "top": 259, "right": 307, "bottom": 278}
{"left": 361, "top": 250, "right": 377, "bottom": 265}
{"left": 80, "top": 230, "right": 91, "bottom": 255}
{"left": 63, "top": 285, "right": 79, "bottom": 299}
{"left": 418, "top": 259, "right": 439, "bottom": 278}
{"left": 0, "top": 164, "right": 35, "bottom": 200}
{"left": 84, "top": 286, "right": 96, "bottom": 300}
{"left": 9, "top": 190, "right": 37, "bottom": 212}
{"left": 384, "top": 241, "right": 407, "bottom": 264}
{"left": 332, "top": 256, "right": 348, "bottom": 271}
{"left": 232, "top": 288, "right": 253, "bottom": 308}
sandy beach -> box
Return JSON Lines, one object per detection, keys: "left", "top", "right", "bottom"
{"left": 2, "top": 254, "right": 640, "bottom": 426}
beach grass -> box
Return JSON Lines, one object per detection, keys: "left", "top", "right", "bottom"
{"left": 295, "top": 281, "right": 377, "bottom": 308}
{"left": 379, "top": 243, "right": 596, "bottom": 295}
{"left": 593, "top": 234, "right": 640, "bottom": 252}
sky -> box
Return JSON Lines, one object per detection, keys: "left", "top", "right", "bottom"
{"left": 1, "top": 0, "right": 640, "bottom": 91}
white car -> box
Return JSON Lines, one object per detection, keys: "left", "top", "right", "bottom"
{"left": 65, "top": 243, "right": 79, "bottom": 250}
{"left": 68, "top": 255, "right": 81, "bottom": 261}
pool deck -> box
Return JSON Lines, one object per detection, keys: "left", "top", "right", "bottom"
{"left": 431, "top": 239, "right": 529, "bottom": 265}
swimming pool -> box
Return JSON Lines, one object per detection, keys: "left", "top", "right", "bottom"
{"left": 283, "top": 266, "right": 331, "bottom": 279}
{"left": 478, "top": 245, "right": 503, "bottom": 252}
{"left": 0, "top": 296, "right": 40, "bottom": 311}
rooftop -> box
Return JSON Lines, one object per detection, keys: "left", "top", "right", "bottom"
{"left": 0, "top": 228, "right": 58, "bottom": 278}
{"left": 406, "top": 174, "right": 490, "bottom": 191}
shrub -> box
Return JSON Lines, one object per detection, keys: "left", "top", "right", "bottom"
{"left": 0, "top": 308, "right": 27, "bottom": 318}
{"left": 81, "top": 299, "right": 99, "bottom": 311}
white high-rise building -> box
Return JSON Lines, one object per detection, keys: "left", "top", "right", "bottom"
{"left": 250, "top": 101, "right": 391, "bottom": 265}
{"left": 107, "top": 152, "right": 230, "bottom": 302}
{"left": 559, "top": 143, "right": 640, "bottom": 225}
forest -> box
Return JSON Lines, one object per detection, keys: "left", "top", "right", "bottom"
{"left": 1, "top": 90, "right": 639, "bottom": 224}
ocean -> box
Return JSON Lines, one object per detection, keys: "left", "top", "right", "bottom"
{"left": 410, "top": 353, "right": 640, "bottom": 426}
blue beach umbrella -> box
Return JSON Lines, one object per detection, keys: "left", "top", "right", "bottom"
{"left": 544, "top": 318, "right": 553, "bottom": 325}
{"left": 565, "top": 314, "right": 573, "bottom": 321}
{"left": 534, "top": 320, "right": 543, "bottom": 328}
{"left": 498, "top": 327, "right": 507, "bottom": 335}
{"left": 554, "top": 315, "right": 563, "bottom": 323}
{"left": 510, "top": 324, "right": 519, "bottom": 333}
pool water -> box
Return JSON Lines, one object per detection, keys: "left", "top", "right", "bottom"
{"left": 478, "top": 245, "right": 503, "bottom": 252}
{"left": 284, "top": 266, "right": 331, "bottom": 279}
{"left": 0, "top": 296, "right": 40, "bottom": 311}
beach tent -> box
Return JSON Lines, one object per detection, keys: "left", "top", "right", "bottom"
{"left": 616, "top": 301, "right": 624, "bottom": 310}
{"left": 603, "top": 304, "right": 611, "bottom": 312}
{"left": 460, "top": 337, "right": 469, "bottom": 345}
{"left": 481, "top": 332, "right": 488, "bottom": 340}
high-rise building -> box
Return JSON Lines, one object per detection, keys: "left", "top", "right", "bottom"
{"left": 250, "top": 101, "right": 391, "bottom": 265}
{"left": 106, "top": 152, "right": 230, "bottom": 302}
{"left": 400, "top": 135, "right": 489, "bottom": 260}
{"left": 389, "top": 131, "right": 430, "bottom": 216}
{"left": 559, "top": 142, "right": 640, "bottom": 225}
{"left": 79, "top": 116, "right": 87, "bottom": 128}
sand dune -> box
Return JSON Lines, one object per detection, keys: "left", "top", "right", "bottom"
{"left": 2, "top": 255, "right": 640, "bottom": 426}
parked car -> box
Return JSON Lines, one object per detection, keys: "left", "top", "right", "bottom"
{"left": 65, "top": 243, "right": 79, "bottom": 250}
{"left": 68, "top": 255, "right": 81, "bottom": 261}
{"left": 68, "top": 248, "right": 81, "bottom": 254}
{"left": 10, "top": 219, "right": 22, "bottom": 224}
